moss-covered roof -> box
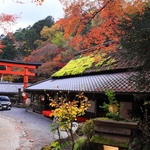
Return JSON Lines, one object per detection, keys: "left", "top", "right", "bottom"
{"left": 52, "top": 51, "right": 137, "bottom": 78}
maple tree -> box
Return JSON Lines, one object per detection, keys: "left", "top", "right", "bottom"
{"left": 32, "top": 0, "right": 45, "bottom": 5}
{"left": 50, "top": 92, "right": 91, "bottom": 150}
{"left": 0, "top": 13, "right": 19, "bottom": 33}
{"left": 0, "top": 13, "right": 19, "bottom": 50}
{"left": 23, "top": 43, "right": 74, "bottom": 80}
{"left": 56, "top": 0, "right": 148, "bottom": 53}
{"left": 28, "top": 22, "right": 75, "bottom": 80}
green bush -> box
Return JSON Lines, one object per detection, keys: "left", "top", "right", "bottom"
{"left": 100, "top": 89, "right": 122, "bottom": 121}
{"left": 82, "top": 119, "right": 95, "bottom": 142}
{"left": 76, "top": 124, "right": 84, "bottom": 136}
{"left": 74, "top": 138, "right": 86, "bottom": 150}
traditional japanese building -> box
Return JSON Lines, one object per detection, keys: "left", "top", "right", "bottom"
{"left": 25, "top": 50, "right": 148, "bottom": 119}
{"left": 26, "top": 50, "right": 148, "bottom": 150}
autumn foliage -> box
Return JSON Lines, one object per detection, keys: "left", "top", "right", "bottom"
{"left": 57, "top": 0, "right": 148, "bottom": 53}
{"left": 50, "top": 92, "right": 90, "bottom": 122}
{"left": 0, "top": 40, "right": 6, "bottom": 49}
{"left": 0, "top": 0, "right": 149, "bottom": 82}
{"left": 24, "top": 43, "right": 73, "bottom": 79}
{"left": 0, "top": 13, "right": 19, "bottom": 49}
{"left": 0, "top": 13, "right": 19, "bottom": 33}
{"left": 50, "top": 92, "right": 91, "bottom": 150}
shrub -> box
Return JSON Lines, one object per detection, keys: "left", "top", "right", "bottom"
{"left": 76, "top": 124, "right": 84, "bottom": 136}
{"left": 74, "top": 138, "right": 87, "bottom": 150}
{"left": 100, "top": 89, "right": 122, "bottom": 121}
{"left": 82, "top": 119, "right": 95, "bottom": 143}
{"left": 41, "top": 145, "right": 52, "bottom": 150}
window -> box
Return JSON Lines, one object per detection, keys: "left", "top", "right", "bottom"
{"left": 103, "top": 145, "right": 118, "bottom": 150}
{"left": 0, "top": 96, "right": 10, "bottom": 101}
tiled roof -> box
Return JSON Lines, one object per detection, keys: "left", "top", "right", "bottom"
{"left": 0, "top": 82, "right": 24, "bottom": 93}
{"left": 84, "top": 52, "right": 138, "bottom": 74}
{"left": 26, "top": 71, "right": 145, "bottom": 93}
{"left": 52, "top": 51, "right": 139, "bottom": 78}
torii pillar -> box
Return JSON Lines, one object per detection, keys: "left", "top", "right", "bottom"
{"left": 0, "top": 59, "right": 42, "bottom": 102}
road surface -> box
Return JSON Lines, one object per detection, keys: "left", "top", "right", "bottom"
{"left": 0, "top": 107, "right": 55, "bottom": 150}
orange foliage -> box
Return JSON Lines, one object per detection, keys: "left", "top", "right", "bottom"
{"left": 57, "top": 0, "right": 147, "bottom": 53}
{"left": 12, "top": 0, "right": 44, "bottom": 5}
{"left": 52, "top": 54, "right": 62, "bottom": 62}
{"left": 0, "top": 13, "right": 19, "bottom": 48}
{"left": 30, "top": 0, "right": 44, "bottom": 5}
{"left": 24, "top": 43, "right": 72, "bottom": 78}
{"left": 0, "top": 40, "right": 5, "bottom": 50}
{"left": 0, "top": 13, "right": 19, "bottom": 33}
{"left": 24, "top": 43, "right": 58, "bottom": 62}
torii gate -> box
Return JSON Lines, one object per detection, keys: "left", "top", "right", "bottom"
{"left": 0, "top": 59, "right": 42, "bottom": 101}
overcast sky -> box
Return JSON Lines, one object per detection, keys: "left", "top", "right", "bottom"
{"left": 0, "top": 0, "right": 64, "bottom": 33}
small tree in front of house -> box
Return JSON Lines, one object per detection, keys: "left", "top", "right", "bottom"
{"left": 50, "top": 92, "right": 91, "bottom": 150}
{"left": 100, "top": 89, "right": 122, "bottom": 121}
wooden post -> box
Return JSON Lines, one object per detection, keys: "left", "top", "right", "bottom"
{"left": 24, "top": 67, "right": 29, "bottom": 89}
{"left": 23, "top": 67, "right": 28, "bottom": 102}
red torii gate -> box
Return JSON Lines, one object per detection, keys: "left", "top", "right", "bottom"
{"left": 0, "top": 59, "right": 42, "bottom": 101}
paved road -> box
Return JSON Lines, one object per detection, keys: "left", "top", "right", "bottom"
{"left": 0, "top": 107, "right": 55, "bottom": 150}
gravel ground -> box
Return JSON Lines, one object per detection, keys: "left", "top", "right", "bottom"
{"left": 0, "top": 116, "right": 21, "bottom": 150}
{"left": 0, "top": 107, "right": 55, "bottom": 150}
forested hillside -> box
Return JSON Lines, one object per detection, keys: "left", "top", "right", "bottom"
{"left": 0, "top": 15, "right": 74, "bottom": 82}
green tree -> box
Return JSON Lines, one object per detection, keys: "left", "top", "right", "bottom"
{"left": 32, "top": 16, "right": 54, "bottom": 37}
{"left": 24, "top": 27, "right": 39, "bottom": 51}
{"left": 118, "top": 3, "right": 150, "bottom": 91}
{"left": 14, "top": 27, "right": 30, "bottom": 41}
{"left": 51, "top": 32, "right": 67, "bottom": 48}
{"left": 0, "top": 35, "right": 17, "bottom": 60}
{"left": 25, "top": 16, "right": 54, "bottom": 50}
{"left": 14, "top": 27, "right": 31, "bottom": 58}
{"left": 14, "top": 16, "right": 55, "bottom": 56}
{"left": 50, "top": 92, "right": 91, "bottom": 150}
{"left": 118, "top": 3, "right": 150, "bottom": 150}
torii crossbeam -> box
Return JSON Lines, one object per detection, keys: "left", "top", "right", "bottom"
{"left": 0, "top": 59, "right": 42, "bottom": 89}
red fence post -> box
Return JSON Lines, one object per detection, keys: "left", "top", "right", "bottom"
{"left": 23, "top": 67, "right": 28, "bottom": 102}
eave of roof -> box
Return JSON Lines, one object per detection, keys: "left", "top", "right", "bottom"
{"left": 26, "top": 71, "right": 147, "bottom": 94}
{"left": 0, "top": 82, "right": 24, "bottom": 93}
{"left": 0, "top": 59, "right": 42, "bottom": 67}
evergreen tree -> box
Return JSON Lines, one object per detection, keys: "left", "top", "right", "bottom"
{"left": 118, "top": 3, "right": 150, "bottom": 90}
{"left": 0, "top": 35, "right": 17, "bottom": 60}
{"left": 13, "top": 16, "right": 55, "bottom": 57}
{"left": 24, "top": 16, "right": 55, "bottom": 50}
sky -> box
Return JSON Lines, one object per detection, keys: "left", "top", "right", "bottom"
{"left": 0, "top": 0, "right": 64, "bottom": 33}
